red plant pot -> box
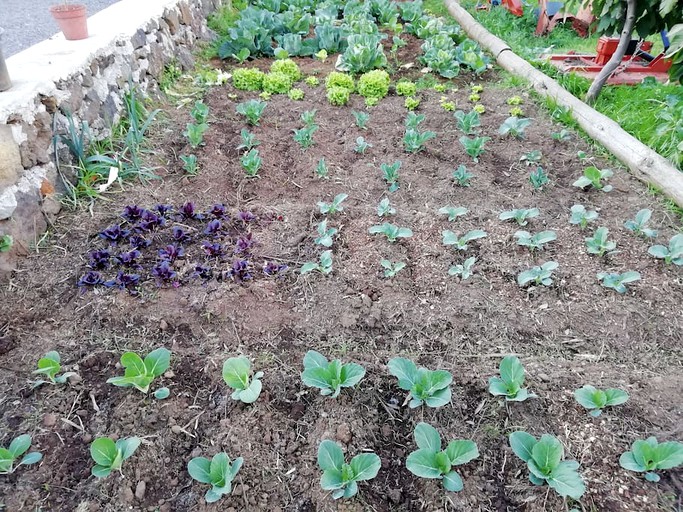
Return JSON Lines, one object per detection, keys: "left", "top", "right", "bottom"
{"left": 49, "top": 4, "right": 89, "bottom": 41}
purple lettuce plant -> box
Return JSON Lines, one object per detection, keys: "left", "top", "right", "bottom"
{"left": 202, "top": 241, "right": 224, "bottom": 258}
{"left": 115, "top": 250, "right": 142, "bottom": 267}
{"left": 172, "top": 227, "right": 191, "bottom": 244}
{"left": 106, "top": 271, "right": 141, "bottom": 292}
{"left": 136, "top": 211, "right": 165, "bottom": 232}
{"left": 78, "top": 271, "right": 104, "bottom": 288}
{"left": 151, "top": 260, "right": 178, "bottom": 285}
{"left": 208, "top": 204, "right": 227, "bottom": 219}
{"left": 128, "top": 235, "right": 151, "bottom": 248}
{"left": 121, "top": 205, "right": 146, "bottom": 222}
{"left": 204, "top": 219, "right": 222, "bottom": 237}
{"left": 155, "top": 204, "right": 174, "bottom": 217}
{"left": 234, "top": 234, "right": 255, "bottom": 255}
{"left": 263, "top": 261, "right": 288, "bottom": 277}
{"left": 193, "top": 264, "right": 213, "bottom": 280}
{"left": 229, "top": 258, "right": 253, "bottom": 281}
{"left": 159, "top": 244, "right": 185, "bottom": 262}
{"left": 99, "top": 224, "right": 130, "bottom": 244}
{"left": 179, "top": 202, "right": 204, "bottom": 220}
{"left": 238, "top": 211, "right": 256, "bottom": 224}
{"left": 88, "top": 250, "right": 111, "bottom": 270}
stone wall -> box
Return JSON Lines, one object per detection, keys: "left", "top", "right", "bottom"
{"left": 0, "top": 0, "right": 223, "bottom": 273}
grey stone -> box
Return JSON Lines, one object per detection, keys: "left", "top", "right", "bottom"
{"left": 82, "top": 69, "right": 94, "bottom": 87}
{"left": 0, "top": 188, "right": 17, "bottom": 220}
{"left": 131, "top": 29, "right": 147, "bottom": 50}
{"left": 176, "top": 47, "right": 194, "bottom": 71}
{"left": 164, "top": 9, "right": 180, "bottom": 35}
{"left": 179, "top": 2, "right": 192, "bottom": 25}
{"left": 0, "top": 125, "right": 21, "bottom": 189}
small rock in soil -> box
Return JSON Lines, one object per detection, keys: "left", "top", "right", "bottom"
{"left": 120, "top": 485, "right": 134, "bottom": 504}
{"left": 233, "top": 483, "right": 249, "bottom": 496}
{"left": 159, "top": 319, "right": 168, "bottom": 331}
{"left": 538, "top": 373, "right": 550, "bottom": 382}
{"left": 135, "top": 481, "right": 146, "bottom": 501}
{"left": 42, "top": 413, "right": 57, "bottom": 427}
{"left": 286, "top": 442, "right": 300, "bottom": 454}
{"left": 388, "top": 489, "right": 402, "bottom": 504}
{"left": 171, "top": 425, "right": 182, "bottom": 434}
{"left": 336, "top": 423, "right": 352, "bottom": 444}
{"left": 190, "top": 446, "right": 202, "bottom": 458}
{"left": 82, "top": 433, "right": 92, "bottom": 443}
{"left": 67, "top": 374, "right": 82, "bottom": 385}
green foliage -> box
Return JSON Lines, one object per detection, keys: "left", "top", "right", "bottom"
{"left": 377, "top": 197, "right": 396, "bottom": 217}
{"left": 354, "top": 136, "right": 372, "bottom": 154}
{"left": 574, "top": 385, "right": 628, "bottom": 417}
{"left": 597, "top": 271, "right": 641, "bottom": 293}
{"left": 237, "top": 129, "right": 260, "bottom": 152}
{"left": 648, "top": 234, "right": 683, "bottom": 265}
{"left": 551, "top": 129, "right": 572, "bottom": 142}
{"left": 301, "top": 250, "right": 334, "bottom": 275}
{"left": 337, "top": 33, "right": 388, "bottom": 74}
{"left": 318, "top": 440, "right": 381, "bottom": 499}
{"left": 451, "top": 165, "right": 473, "bottom": 187}
{"left": 262, "top": 72, "right": 293, "bottom": 94}
{"left": 529, "top": 167, "right": 549, "bottom": 190}
{"left": 0, "top": 234, "right": 13, "bottom": 253}
{"left": 106, "top": 348, "right": 171, "bottom": 393}
{"left": 623, "top": 209, "right": 657, "bottom": 238}
{"left": 180, "top": 154, "right": 199, "bottom": 175}
{"left": 240, "top": 149, "right": 262, "bottom": 177}
{"left": 318, "top": 193, "right": 348, "bottom": 215}
{"left": 90, "top": 437, "right": 140, "bottom": 478}
{"left": 236, "top": 99, "right": 267, "bottom": 126}
{"left": 404, "top": 96, "right": 420, "bottom": 110}
{"left": 325, "top": 72, "right": 355, "bottom": 91}
{"left": 184, "top": 122, "right": 209, "bottom": 148}
{"left": 499, "top": 208, "right": 540, "bottom": 226}
{"left": 388, "top": 357, "right": 453, "bottom": 408}
{"left": 498, "top": 117, "right": 531, "bottom": 138}
{"left": 514, "top": 230, "right": 557, "bottom": 251}
{"left": 191, "top": 101, "right": 209, "bottom": 124}
{"left": 619, "top": 437, "right": 683, "bottom": 482}
{"left": 585, "top": 227, "right": 617, "bottom": 256}
{"left": 368, "top": 223, "right": 413, "bottom": 242}
{"left": 288, "top": 88, "right": 305, "bottom": 100}
{"left": 232, "top": 68, "right": 265, "bottom": 91}
{"left": 454, "top": 110, "right": 480, "bottom": 135}
{"left": 488, "top": 356, "right": 533, "bottom": 402}
{"left": 270, "top": 58, "right": 302, "bottom": 82}
{"left": 448, "top": 256, "right": 476, "bottom": 280}
{"left": 442, "top": 229, "right": 487, "bottom": 251}
{"left": 440, "top": 97, "right": 456, "bottom": 111}
{"left": 293, "top": 125, "right": 318, "bottom": 149}
{"left": 381, "top": 259, "right": 406, "bottom": 277}
{"left": 573, "top": 166, "right": 613, "bottom": 192}
{"left": 327, "top": 87, "right": 351, "bottom": 106}
{"left": 406, "top": 422, "right": 479, "bottom": 491}
{"left": 0, "top": 435, "right": 42, "bottom": 474}
{"left": 315, "top": 158, "right": 329, "bottom": 179}
{"left": 305, "top": 76, "right": 320, "bottom": 86}
{"left": 301, "top": 110, "right": 317, "bottom": 127}
{"left": 517, "top": 261, "right": 559, "bottom": 287}
{"left": 439, "top": 206, "right": 468, "bottom": 221}
{"left": 222, "top": 356, "right": 263, "bottom": 404}
{"left": 188, "top": 453, "right": 243, "bottom": 503}
{"left": 509, "top": 432, "right": 585, "bottom": 499}
{"left": 357, "top": 70, "right": 390, "bottom": 102}
{"left": 380, "top": 161, "right": 401, "bottom": 191}
{"left": 315, "top": 219, "right": 338, "bottom": 247}
{"left": 459, "top": 136, "right": 490, "bottom": 162}
{"left": 33, "top": 351, "right": 77, "bottom": 387}
{"left": 404, "top": 128, "right": 436, "bottom": 153}
{"left": 569, "top": 204, "right": 599, "bottom": 228}
{"left": 353, "top": 111, "right": 370, "bottom": 129}
{"left": 404, "top": 112, "right": 425, "bottom": 130}
{"left": 396, "top": 81, "right": 417, "bottom": 96}
{"left": 301, "top": 350, "right": 366, "bottom": 398}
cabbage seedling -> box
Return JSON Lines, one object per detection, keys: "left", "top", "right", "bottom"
{"left": 237, "top": 129, "right": 260, "bottom": 152}
{"left": 574, "top": 385, "right": 628, "bottom": 416}
{"left": 236, "top": 100, "right": 267, "bottom": 126}
{"left": 529, "top": 167, "right": 549, "bottom": 190}
{"left": 499, "top": 208, "right": 539, "bottom": 226}
{"left": 454, "top": 110, "right": 480, "bottom": 135}
{"left": 451, "top": 165, "right": 473, "bottom": 187}
{"left": 569, "top": 204, "right": 598, "bottom": 228}
{"left": 648, "top": 234, "right": 683, "bottom": 265}
{"left": 619, "top": 437, "right": 683, "bottom": 482}
{"left": 0, "top": 235, "right": 12, "bottom": 252}
{"left": 551, "top": 129, "right": 571, "bottom": 142}
{"left": 585, "top": 227, "right": 616, "bottom": 256}
{"left": 498, "top": 117, "right": 531, "bottom": 138}
{"left": 301, "top": 250, "right": 333, "bottom": 274}
{"left": 314, "top": 219, "right": 337, "bottom": 247}
{"left": 90, "top": 436, "right": 140, "bottom": 478}
{"left": 404, "top": 128, "right": 436, "bottom": 153}
{"left": 573, "top": 166, "right": 613, "bottom": 192}
{"left": 369, "top": 223, "right": 413, "bottom": 242}
{"left": 0, "top": 435, "right": 42, "bottom": 474}
{"left": 624, "top": 209, "right": 657, "bottom": 238}
{"left": 381, "top": 259, "right": 406, "bottom": 277}
{"left": 448, "top": 256, "right": 476, "bottom": 280}
{"left": 354, "top": 136, "right": 372, "bottom": 154}
{"left": 377, "top": 198, "right": 396, "bottom": 217}
{"left": 353, "top": 111, "right": 370, "bottom": 129}
{"left": 318, "top": 440, "right": 380, "bottom": 499}
{"left": 404, "top": 112, "right": 425, "bottom": 130}
{"left": 191, "top": 100, "right": 209, "bottom": 124}
{"left": 188, "top": 452, "right": 243, "bottom": 503}
{"left": 240, "top": 149, "right": 262, "bottom": 177}
{"left": 318, "top": 193, "right": 348, "bottom": 215}
{"left": 301, "top": 109, "right": 317, "bottom": 127}
{"left": 387, "top": 357, "right": 452, "bottom": 408}
{"left": 514, "top": 230, "right": 556, "bottom": 251}
{"left": 315, "top": 158, "right": 329, "bottom": 179}
{"left": 293, "top": 125, "right": 318, "bottom": 149}
{"left": 380, "top": 161, "right": 401, "bottom": 191}
{"left": 222, "top": 356, "right": 263, "bottom": 404}
{"left": 442, "top": 230, "right": 487, "bottom": 251}
{"left": 597, "top": 271, "right": 640, "bottom": 293}
{"left": 184, "top": 123, "right": 208, "bottom": 148}
{"left": 301, "top": 350, "right": 366, "bottom": 398}
{"left": 509, "top": 432, "right": 585, "bottom": 499}
{"left": 488, "top": 356, "right": 534, "bottom": 402}
{"left": 517, "top": 261, "right": 558, "bottom": 287}
{"left": 459, "top": 136, "right": 490, "bottom": 162}
{"left": 520, "top": 150, "right": 542, "bottom": 166}
{"left": 107, "top": 347, "right": 171, "bottom": 393}
{"left": 33, "top": 351, "right": 77, "bottom": 387}
{"left": 406, "top": 422, "right": 479, "bottom": 491}
{"left": 180, "top": 155, "right": 198, "bottom": 175}
{"left": 439, "top": 206, "right": 468, "bottom": 221}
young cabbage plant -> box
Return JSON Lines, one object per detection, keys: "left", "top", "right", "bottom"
{"left": 529, "top": 167, "right": 549, "bottom": 190}
{"left": 498, "top": 117, "right": 531, "bottom": 138}
{"left": 352, "top": 111, "right": 370, "bottom": 129}
{"left": 236, "top": 100, "right": 267, "bottom": 126}
{"left": 191, "top": 100, "right": 209, "bottom": 124}
{"left": 451, "top": 165, "right": 473, "bottom": 187}
{"left": 293, "top": 125, "right": 318, "bottom": 149}
{"left": 318, "top": 440, "right": 380, "bottom": 500}
{"left": 301, "top": 250, "right": 333, "bottom": 275}
{"left": 222, "top": 356, "right": 263, "bottom": 404}
{"left": 33, "top": 351, "right": 77, "bottom": 387}
{"left": 404, "top": 128, "right": 437, "bottom": 153}
{"left": 520, "top": 150, "right": 542, "bottom": 166}
{"left": 301, "top": 109, "right": 317, "bottom": 127}
{"left": 517, "top": 261, "right": 558, "bottom": 287}
{"left": 569, "top": 204, "right": 598, "bottom": 228}
{"left": 459, "top": 136, "right": 490, "bottom": 162}
{"left": 184, "top": 123, "right": 208, "bottom": 148}
{"left": 404, "top": 112, "right": 425, "bottom": 130}
{"left": 301, "top": 350, "right": 365, "bottom": 398}
{"left": 315, "top": 158, "right": 329, "bottom": 179}
{"left": 188, "top": 452, "right": 243, "bottom": 503}
{"left": 181, "top": 154, "right": 199, "bottom": 175}
{"left": 454, "top": 110, "right": 481, "bottom": 135}
{"left": 448, "top": 256, "right": 476, "bottom": 280}
{"left": 574, "top": 385, "right": 628, "bottom": 417}
{"left": 318, "top": 193, "right": 348, "bottom": 215}
{"left": 368, "top": 223, "right": 413, "bottom": 242}
{"left": 387, "top": 357, "right": 452, "bottom": 408}
{"left": 624, "top": 209, "right": 657, "bottom": 238}
{"left": 237, "top": 129, "right": 260, "bottom": 152}
{"left": 509, "top": 432, "right": 585, "bottom": 499}
{"left": 648, "top": 234, "right": 683, "bottom": 265}
{"left": 585, "top": 227, "right": 617, "bottom": 256}
{"left": 0, "top": 435, "right": 42, "bottom": 474}
{"left": 488, "top": 356, "right": 534, "bottom": 402}
{"left": 597, "top": 271, "right": 641, "bottom": 293}
{"left": 573, "top": 166, "right": 613, "bottom": 192}
{"left": 106, "top": 347, "right": 171, "bottom": 393}
{"left": 314, "top": 219, "right": 338, "bottom": 247}
{"left": 514, "top": 230, "right": 557, "bottom": 251}
{"left": 380, "top": 161, "right": 401, "bottom": 192}
{"left": 354, "top": 136, "right": 372, "bottom": 154}
{"left": 406, "top": 422, "right": 479, "bottom": 491}
{"left": 90, "top": 436, "right": 140, "bottom": 478}
{"left": 240, "top": 149, "right": 262, "bottom": 177}
{"left": 499, "top": 208, "right": 540, "bottom": 226}
{"left": 377, "top": 198, "right": 396, "bottom": 217}
{"left": 381, "top": 259, "right": 406, "bottom": 277}
{"left": 442, "top": 230, "right": 487, "bottom": 251}
{"left": 439, "top": 206, "right": 468, "bottom": 221}
{"left": 619, "top": 437, "right": 683, "bottom": 482}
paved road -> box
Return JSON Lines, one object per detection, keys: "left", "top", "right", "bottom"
{"left": 1, "top": 0, "right": 121, "bottom": 57}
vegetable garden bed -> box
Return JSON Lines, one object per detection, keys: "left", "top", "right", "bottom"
{"left": 1, "top": 3, "right": 683, "bottom": 512}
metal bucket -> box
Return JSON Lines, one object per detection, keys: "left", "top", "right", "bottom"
{"left": 0, "top": 28, "right": 11, "bottom": 92}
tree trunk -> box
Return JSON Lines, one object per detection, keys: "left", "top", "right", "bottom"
{"left": 585, "top": 0, "right": 637, "bottom": 103}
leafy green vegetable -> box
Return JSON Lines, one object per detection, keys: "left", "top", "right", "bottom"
{"left": 315, "top": 219, "right": 338, "bottom": 248}
{"left": 648, "top": 234, "right": 683, "bottom": 265}
{"left": 301, "top": 110, "right": 317, "bottom": 127}
{"left": 520, "top": 150, "right": 542, "bottom": 166}
{"left": 318, "top": 440, "right": 380, "bottom": 499}
{"left": 90, "top": 437, "right": 140, "bottom": 478}
{"left": 222, "top": 356, "right": 263, "bottom": 404}
{"left": 448, "top": 256, "right": 476, "bottom": 280}
{"left": 514, "top": 230, "right": 557, "bottom": 251}
{"left": 184, "top": 122, "right": 209, "bottom": 148}
{"left": 237, "top": 129, "right": 260, "bottom": 152}
{"left": 381, "top": 259, "right": 406, "bottom": 277}
{"left": 439, "top": 206, "right": 468, "bottom": 221}
{"left": 406, "top": 422, "right": 479, "bottom": 491}
{"left": 315, "top": 158, "right": 329, "bottom": 179}
{"left": 451, "top": 165, "right": 473, "bottom": 187}
{"left": 191, "top": 101, "right": 209, "bottom": 124}
{"left": 337, "top": 33, "right": 388, "bottom": 74}
{"left": 624, "top": 209, "right": 657, "bottom": 238}
{"left": 574, "top": 385, "right": 628, "bottom": 417}
{"left": 377, "top": 198, "right": 396, "bottom": 217}
{"left": 499, "top": 208, "right": 539, "bottom": 226}
{"left": 288, "top": 88, "right": 305, "bottom": 100}
{"left": 106, "top": 348, "right": 171, "bottom": 393}
{"left": 488, "top": 356, "right": 534, "bottom": 402}
{"left": 240, "top": 149, "right": 262, "bottom": 177}
{"left": 585, "top": 227, "right": 617, "bottom": 256}
{"left": 404, "top": 112, "right": 425, "bottom": 130}
{"left": 498, "top": 117, "right": 531, "bottom": 138}
{"left": 404, "top": 128, "right": 436, "bottom": 153}
{"left": 454, "top": 110, "right": 480, "bottom": 135}
{"left": 0, "top": 435, "right": 42, "bottom": 474}
{"left": 301, "top": 250, "right": 333, "bottom": 275}
{"left": 380, "top": 161, "right": 401, "bottom": 191}
{"left": 597, "top": 271, "right": 641, "bottom": 293}
{"left": 354, "top": 136, "right": 372, "bottom": 154}
{"left": 262, "top": 71, "right": 293, "bottom": 94}
{"left": 270, "top": 58, "right": 301, "bottom": 82}
{"left": 459, "top": 136, "right": 490, "bottom": 162}
{"left": 509, "top": 432, "right": 585, "bottom": 499}
{"left": 573, "top": 166, "right": 613, "bottom": 192}
{"left": 293, "top": 125, "right": 318, "bottom": 149}
{"left": 301, "top": 350, "right": 366, "bottom": 398}
{"left": 325, "top": 72, "right": 355, "bottom": 91}
{"left": 353, "top": 111, "right": 370, "bottom": 129}
{"left": 357, "top": 69, "right": 390, "bottom": 102}
{"left": 181, "top": 154, "right": 199, "bottom": 175}
{"left": 188, "top": 452, "right": 243, "bottom": 503}
{"left": 368, "top": 223, "right": 413, "bottom": 242}
{"left": 387, "top": 357, "right": 453, "bottom": 408}
{"left": 619, "top": 437, "right": 683, "bottom": 482}
{"left": 529, "top": 167, "right": 549, "bottom": 190}
{"left": 517, "top": 261, "right": 559, "bottom": 287}
{"left": 0, "top": 234, "right": 13, "bottom": 253}
{"left": 32, "top": 351, "right": 77, "bottom": 387}
{"left": 395, "top": 81, "right": 416, "bottom": 96}
{"left": 327, "top": 86, "right": 351, "bottom": 106}
{"left": 236, "top": 100, "right": 267, "bottom": 126}
{"left": 318, "top": 193, "right": 348, "bottom": 215}
{"left": 569, "top": 204, "right": 599, "bottom": 228}
{"left": 232, "top": 68, "right": 265, "bottom": 91}
{"left": 442, "top": 230, "right": 487, "bottom": 251}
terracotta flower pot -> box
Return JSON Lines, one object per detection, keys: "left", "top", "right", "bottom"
{"left": 0, "top": 28, "right": 10, "bottom": 91}
{"left": 49, "top": 4, "right": 89, "bottom": 41}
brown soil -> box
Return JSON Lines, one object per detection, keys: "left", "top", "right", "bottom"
{"left": 1, "top": 50, "right": 682, "bottom": 512}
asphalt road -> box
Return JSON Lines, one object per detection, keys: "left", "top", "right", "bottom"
{"left": 1, "top": 0, "right": 121, "bottom": 57}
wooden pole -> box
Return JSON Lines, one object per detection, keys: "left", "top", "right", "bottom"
{"left": 444, "top": 0, "right": 683, "bottom": 207}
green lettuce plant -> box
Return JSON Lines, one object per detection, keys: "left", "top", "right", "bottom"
{"left": 574, "top": 385, "right": 628, "bottom": 417}
{"left": 318, "top": 440, "right": 380, "bottom": 499}
{"left": 488, "top": 356, "right": 534, "bottom": 402}
{"left": 517, "top": 261, "right": 558, "bottom": 287}
{"left": 327, "top": 87, "right": 351, "bottom": 106}
{"left": 387, "top": 357, "right": 452, "bottom": 408}
{"left": 448, "top": 256, "right": 476, "bottom": 280}
{"left": 318, "top": 193, "right": 348, "bottom": 215}
{"left": 222, "top": 356, "right": 263, "bottom": 404}
{"left": 624, "top": 209, "right": 657, "bottom": 238}
{"left": 395, "top": 81, "right": 416, "bottom": 96}
{"left": 357, "top": 69, "right": 390, "bottom": 103}
{"left": 377, "top": 198, "right": 396, "bottom": 217}
{"left": 597, "top": 271, "right": 641, "bottom": 293}
{"left": 451, "top": 165, "right": 473, "bottom": 187}
{"left": 301, "top": 250, "right": 333, "bottom": 275}
{"left": 648, "top": 234, "right": 683, "bottom": 265}
{"left": 314, "top": 219, "right": 337, "bottom": 247}
{"left": 514, "top": 230, "right": 557, "bottom": 251}
{"left": 619, "top": 438, "right": 683, "bottom": 482}
{"left": 106, "top": 348, "right": 171, "bottom": 393}
{"left": 301, "top": 350, "right": 365, "bottom": 398}
{"left": 369, "top": 223, "right": 413, "bottom": 242}
{"left": 569, "top": 204, "right": 598, "bottom": 228}
{"left": 381, "top": 260, "right": 406, "bottom": 277}
{"left": 0, "top": 435, "right": 42, "bottom": 474}
{"left": 232, "top": 68, "right": 265, "bottom": 91}
{"left": 188, "top": 453, "right": 243, "bottom": 503}
{"left": 33, "top": 351, "right": 77, "bottom": 387}
{"left": 585, "top": 227, "right": 617, "bottom": 256}
{"left": 262, "top": 71, "right": 293, "bottom": 94}
{"left": 439, "top": 206, "right": 468, "bottom": 221}
{"left": 270, "top": 58, "right": 301, "bottom": 82}
{"left": 236, "top": 100, "right": 267, "bottom": 126}
{"left": 90, "top": 437, "right": 140, "bottom": 478}
{"left": 442, "top": 230, "right": 487, "bottom": 251}
{"left": 325, "top": 72, "right": 354, "bottom": 91}
{"left": 573, "top": 166, "right": 613, "bottom": 192}
{"left": 499, "top": 208, "right": 539, "bottom": 226}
